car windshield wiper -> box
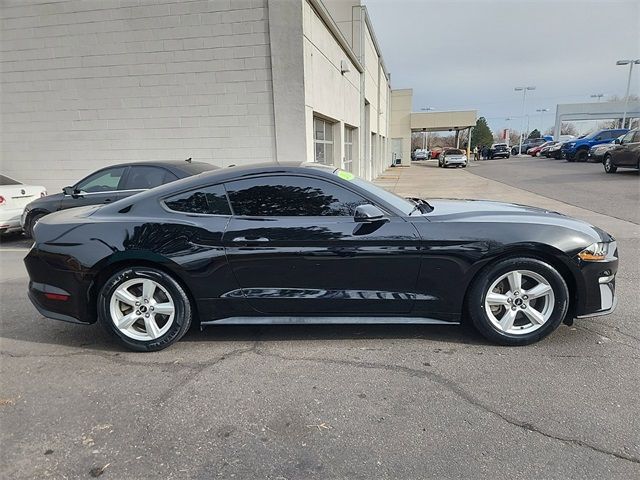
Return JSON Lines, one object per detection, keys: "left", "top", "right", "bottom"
{"left": 407, "top": 197, "right": 434, "bottom": 215}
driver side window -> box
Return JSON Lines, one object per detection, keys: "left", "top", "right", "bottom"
{"left": 224, "top": 175, "right": 369, "bottom": 217}
{"left": 76, "top": 167, "right": 126, "bottom": 193}
{"left": 620, "top": 131, "right": 635, "bottom": 144}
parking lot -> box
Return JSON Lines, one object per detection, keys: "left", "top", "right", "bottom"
{"left": 1, "top": 157, "right": 639, "bottom": 479}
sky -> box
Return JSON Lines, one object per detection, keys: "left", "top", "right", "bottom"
{"left": 364, "top": 0, "right": 640, "bottom": 135}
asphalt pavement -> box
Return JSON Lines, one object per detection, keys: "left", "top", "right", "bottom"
{"left": 471, "top": 155, "right": 639, "bottom": 224}
{"left": 1, "top": 158, "right": 639, "bottom": 479}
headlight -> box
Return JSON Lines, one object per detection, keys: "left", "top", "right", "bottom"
{"left": 568, "top": 142, "right": 576, "bottom": 148}
{"left": 578, "top": 242, "right": 612, "bottom": 262}
{"left": 461, "top": 155, "right": 467, "bottom": 161}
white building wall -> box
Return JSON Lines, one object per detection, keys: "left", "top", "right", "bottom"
{"left": 1, "top": 0, "right": 275, "bottom": 192}
{"left": 304, "top": 0, "right": 390, "bottom": 179}
{"left": 302, "top": 0, "right": 361, "bottom": 171}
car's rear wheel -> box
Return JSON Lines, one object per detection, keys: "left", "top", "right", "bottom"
{"left": 467, "top": 257, "right": 569, "bottom": 345}
{"left": 98, "top": 267, "right": 192, "bottom": 351}
{"left": 603, "top": 155, "right": 617, "bottom": 174}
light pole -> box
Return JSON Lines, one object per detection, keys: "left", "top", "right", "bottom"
{"left": 515, "top": 86, "right": 536, "bottom": 154}
{"left": 590, "top": 93, "right": 604, "bottom": 102}
{"left": 536, "top": 108, "right": 549, "bottom": 132}
{"left": 420, "top": 107, "right": 433, "bottom": 149}
{"left": 617, "top": 59, "right": 640, "bottom": 128}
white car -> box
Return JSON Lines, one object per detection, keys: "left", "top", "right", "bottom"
{"left": 414, "top": 149, "right": 429, "bottom": 160}
{"left": 0, "top": 175, "right": 46, "bottom": 235}
{"left": 438, "top": 148, "right": 468, "bottom": 168}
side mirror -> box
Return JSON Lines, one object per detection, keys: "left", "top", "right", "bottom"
{"left": 62, "top": 186, "right": 74, "bottom": 195}
{"left": 594, "top": 136, "right": 602, "bottom": 141}
{"left": 354, "top": 204, "right": 387, "bottom": 223}
{"left": 614, "top": 138, "right": 621, "bottom": 144}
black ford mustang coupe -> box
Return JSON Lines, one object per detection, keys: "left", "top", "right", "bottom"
{"left": 25, "top": 163, "right": 618, "bottom": 351}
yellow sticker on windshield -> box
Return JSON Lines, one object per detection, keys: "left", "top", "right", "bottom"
{"left": 337, "top": 170, "right": 354, "bottom": 181}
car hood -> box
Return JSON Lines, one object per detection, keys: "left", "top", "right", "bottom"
{"left": 421, "top": 199, "right": 611, "bottom": 241}
{"left": 26, "top": 192, "right": 64, "bottom": 211}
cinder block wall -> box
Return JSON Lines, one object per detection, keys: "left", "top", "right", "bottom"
{"left": 1, "top": 0, "right": 275, "bottom": 191}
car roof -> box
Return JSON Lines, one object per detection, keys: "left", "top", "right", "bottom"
{"left": 101, "top": 162, "right": 336, "bottom": 206}
{"left": 95, "top": 159, "right": 218, "bottom": 173}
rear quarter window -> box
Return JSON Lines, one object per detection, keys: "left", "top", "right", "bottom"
{"left": 164, "top": 184, "right": 231, "bottom": 215}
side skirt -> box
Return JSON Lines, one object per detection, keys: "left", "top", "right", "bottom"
{"left": 201, "top": 316, "right": 459, "bottom": 326}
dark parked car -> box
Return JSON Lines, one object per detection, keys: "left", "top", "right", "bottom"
{"left": 511, "top": 138, "right": 546, "bottom": 155}
{"left": 603, "top": 129, "right": 640, "bottom": 173}
{"left": 588, "top": 138, "right": 622, "bottom": 163}
{"left": 488, "top": 143, "right": 510, "bottom": 159}
{"left": 21, "top": 160, "right": 216, "bottom": 237}
{"left": 540, "top": 141, "right": 560, "bottom": 157}
{"left": 25, "top": 163, "right": 618, "bottom": 351}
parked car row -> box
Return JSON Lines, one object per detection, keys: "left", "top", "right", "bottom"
{"left": 526, "top": 128, "right": 639, "bottom": 174}
{"left": 1, "top": 160, "right": 216, "bottom": 237}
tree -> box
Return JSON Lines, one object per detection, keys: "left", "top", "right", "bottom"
{"left": 528, "top": 129, "right": 541, "bottom": 139}
{"left": 561, "top": 122, "right": 578, "bottom": 136}
{"left": 470, "top": 117, "right": 493, "bottom": 148}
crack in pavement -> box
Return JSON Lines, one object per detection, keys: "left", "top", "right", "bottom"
{"left": 153, "top": 344, "right": 259, "bottom": 406}
{"left": 3, "top": 342, "right": 638, "bottom": 465}
{"left": 573, "top": 325, "right": 639, "bottom": 350}
{"left": 0, "top": 344, "right": 257, "bottom": 369}
{"left": 253, "top": 347, "right": 640, "bottom": 466}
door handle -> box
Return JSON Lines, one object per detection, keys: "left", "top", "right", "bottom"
{"left": 232, "top": 236, "right": 269, "bottom": 243}
{"left": 104, "top": 199, "right": 112, "bottom": 203}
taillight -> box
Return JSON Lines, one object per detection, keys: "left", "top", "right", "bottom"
{"left": 0, "top": 196, "right": 5, "bottom": 205}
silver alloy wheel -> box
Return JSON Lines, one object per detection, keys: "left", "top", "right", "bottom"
{"left": 484, "top": 269, "right": 555, "bottom": 335}
{"left": 109, "top": 278, "right": 175, "bottom": 341}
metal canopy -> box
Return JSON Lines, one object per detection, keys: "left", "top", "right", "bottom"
{"left": 410, "top": 110, "right": 477, "bottom": 132}
{"left": 553, "top": 101, "right": 640, "bottom": 138}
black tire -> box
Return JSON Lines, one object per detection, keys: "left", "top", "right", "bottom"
{"left": 98, "top": 267, "right": 192, "bottom": 351}
{"left": 461, "top": 163, "right": 467, "bottom": 168}
{"left": 24, "top": 211, "right": 47, "bottom": 239}
{"left": 603, "top": 155, "right": 617, "bottom": 174}
{"left": 575, "top": 149, "right": 588, "bottom": 162}
{"left": 466, "top": 257, "right": 569, "bottom": 346}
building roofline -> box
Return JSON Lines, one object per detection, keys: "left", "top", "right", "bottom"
{"left": 361, "top": 5, "right": 389, "bottom": 79}
{"left": 307, "top": 0, "right": 364, "bottom": 74}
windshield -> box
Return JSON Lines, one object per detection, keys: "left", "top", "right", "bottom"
{"left": 0, "top": 174, "right": 21, "bottom": 185}
{"left": 333, "top": 170, "right": 415, "bottom": 215}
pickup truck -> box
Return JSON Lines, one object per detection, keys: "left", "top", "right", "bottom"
{"left": 562, "top": 128, "right": 628, "bottom": 162}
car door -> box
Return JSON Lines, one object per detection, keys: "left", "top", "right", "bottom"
{"left": 60, "top": 166, "right": 128, "bottom": 210}
{"left": 222, "top": 174, "right": 422, "bottom": 315}
{"left": 629, "top": 131, "right": 640, "bottom": 166}
{"left": 613, "top": 130, "right": 636, "bottom": 166}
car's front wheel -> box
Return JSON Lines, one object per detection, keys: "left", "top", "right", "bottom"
{"left": 24, "top": 211, "right": 47, "bottom": 238}
{"left": 467, "top": 257, "right": 569, "bottom": 345}
{"left": 603, "top": 155, "right": 617, "bottom": 173}
{"left": 575, "top": 149, "right": 588, "bottom": 162}
{"left": 98, "top": 267, "right": 192, "bottom": 351}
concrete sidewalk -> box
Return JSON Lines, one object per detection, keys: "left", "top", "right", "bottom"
{"left": 374, "top": 161, "right": 639, "bottom": 240}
